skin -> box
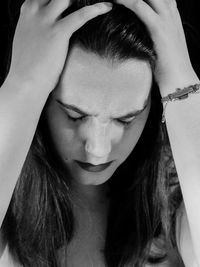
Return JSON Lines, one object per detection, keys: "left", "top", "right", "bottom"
{"left": 0, "top": 0, "right": 199, "bottom": 265}
{"left": 43, "top": 1, "right": 200, "bottom": 266}
{"left": 8, "top": 0, "right": 113, "bottom": 92}
{"left": 116, "top": 0, "right": 199, "bottom": 94}
{"left": 116, "top": 0, "right": 200, "bottom": 265}
{"left": 44, "top": 47, "right": 153, "bottom": 265}
{"left": 44, "top": 46, "right": 152, "bottom": 207}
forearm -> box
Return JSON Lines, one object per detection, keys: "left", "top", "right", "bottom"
{"left": 163, "top": 75, "right": 200, "bottom": 265}
{"left": 0, "top": 76, "right": 49, "bottom": 228}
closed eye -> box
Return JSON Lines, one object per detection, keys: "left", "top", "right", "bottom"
{"left": 116, "top": 117, "right": 136, "bottom": 125}
{"left": 57, "top": 99, "right": 148, "bottom": 125}
{"left": 62, "top": 108, "right": 85, "bottom": 121}
{"left": 67, "top": 115, "right": 135, "bottom": 125}
{"left": 57, "top": 98, "right": 149, "bottom": 125}
{"left": 61, "top": 105, "right": 137, "bottom": 125}
{"left": 67, "top": 112, "right": 136, "bottom": 125}
{"left": 67, "top": 114, "right": 85, "bottom": 122}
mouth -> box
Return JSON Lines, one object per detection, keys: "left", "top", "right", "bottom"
{"left": 74, "top": 160, "right": 113, "bottom": 173}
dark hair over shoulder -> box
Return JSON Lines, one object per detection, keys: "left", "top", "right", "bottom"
{"left": 1, "top": 0, "right": 183, "bottom": 266}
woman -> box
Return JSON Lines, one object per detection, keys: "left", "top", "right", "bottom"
{"left": 0, "top": 0, "right": 199, "bottom": 266}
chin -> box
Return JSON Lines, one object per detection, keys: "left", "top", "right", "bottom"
{"left": 76, "top": 172, "right": 113, "bottom": 186}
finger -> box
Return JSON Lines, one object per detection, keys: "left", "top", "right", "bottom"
{"left": 57, "top": 2, "right": 113, "bottom": 35}
{"left": 20, "top": 0, "right": 40, "bottom": 13}
{"left": 116, "top": 0, "right": 158, "bottom": 29}
{"left": 32, "top": 0, "right": 51, "bottom": 7}
{"left": 22, "top": 0, "right": 51, "bottom": 11}
{"left": 145, "top": 0, "right": 177, "bottom": 15}
{"left": 46, "top": 0, "right": 70, "bottom": 18}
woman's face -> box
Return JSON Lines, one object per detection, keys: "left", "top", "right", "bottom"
{"left": 45, "top": 46, "right": 152, "bottom": 186}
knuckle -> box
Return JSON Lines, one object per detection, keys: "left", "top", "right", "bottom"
{"left": 20, "top": 0, "right": 29, "bottom": 12}
{"left": 164, "top": 0, "right": 177, "bottom": 8}
{"left": 171, "top": 0, "right": 178, "bottom": 10}
{"left": 123, "top": 0, "right": 140, "bottom": 9}
{"left": 167, "top": 0, "right": 178, "bottom": 15}
{"left": 20, "top": 0, "right": 38, "bottom": 14}
{"left": 168, "top": 0, "right": 177, "bottom": 8}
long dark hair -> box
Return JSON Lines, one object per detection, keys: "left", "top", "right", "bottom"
{"left": 1, "top": 0, "right": 184, "bottom": 266}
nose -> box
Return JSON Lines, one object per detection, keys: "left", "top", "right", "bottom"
{"left": 84, "top": 120, "right": 112, "bottom": 159}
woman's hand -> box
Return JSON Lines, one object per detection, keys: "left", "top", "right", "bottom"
{"left": 8, "top": 0, "right": 112, "bottom": 93}
{"left": 116, "top": 0, "right": 199, "bottom": 97}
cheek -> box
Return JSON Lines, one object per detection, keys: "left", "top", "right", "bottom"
{"left": 116, "top": 112, "right": 149, "bottom": 161}
{"left": 117, "top": 125, "right": 143, "bottom": 159}
{"left": 45, "top": 109, "right": 79, "bottom": 160}
{"left": 54, "top": 128, "right": 75, "bottom": 159}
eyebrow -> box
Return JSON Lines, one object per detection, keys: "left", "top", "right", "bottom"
{"left": 56, "top": 97, "right": 149, "bottom": 119}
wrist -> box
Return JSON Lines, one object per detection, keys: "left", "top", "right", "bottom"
{"left": 164, "top": 90, "right": 200, "bottom": 123}
{"left": 158, "top": 69, "right": 200, "bottom": 98}
{"left": 3, "top": 74, "right": 50, "bottom": 101}
{"left": 161, "top": 83, "right": 200, "bottom": 123}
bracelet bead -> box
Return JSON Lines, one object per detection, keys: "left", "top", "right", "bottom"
{"left": 161, "top": 83, "right": 200, "bottom": 123}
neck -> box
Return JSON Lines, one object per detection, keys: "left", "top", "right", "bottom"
{"left": 70, "top": 181, "right": 110, "bottom": 213}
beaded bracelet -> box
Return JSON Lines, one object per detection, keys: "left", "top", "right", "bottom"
{"left": 161, "top": 83, "right": 200, "bottom": 123}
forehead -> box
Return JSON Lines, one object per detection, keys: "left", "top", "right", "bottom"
{"left": 53, "top": 46, "right": 152, "bottom": 115}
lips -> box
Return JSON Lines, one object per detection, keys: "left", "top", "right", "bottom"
{"left": 75, "top": 160, "right": 113, "bottom": 172}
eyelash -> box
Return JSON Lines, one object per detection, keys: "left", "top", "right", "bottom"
{"left": 67, "top": 115, "right": 85, "bottom": 122}
{"left": 118, "top": 120, "right": 133, "bottom": 126}
{"left": 67, "top": 115, "right": 134, "bottom": 125}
